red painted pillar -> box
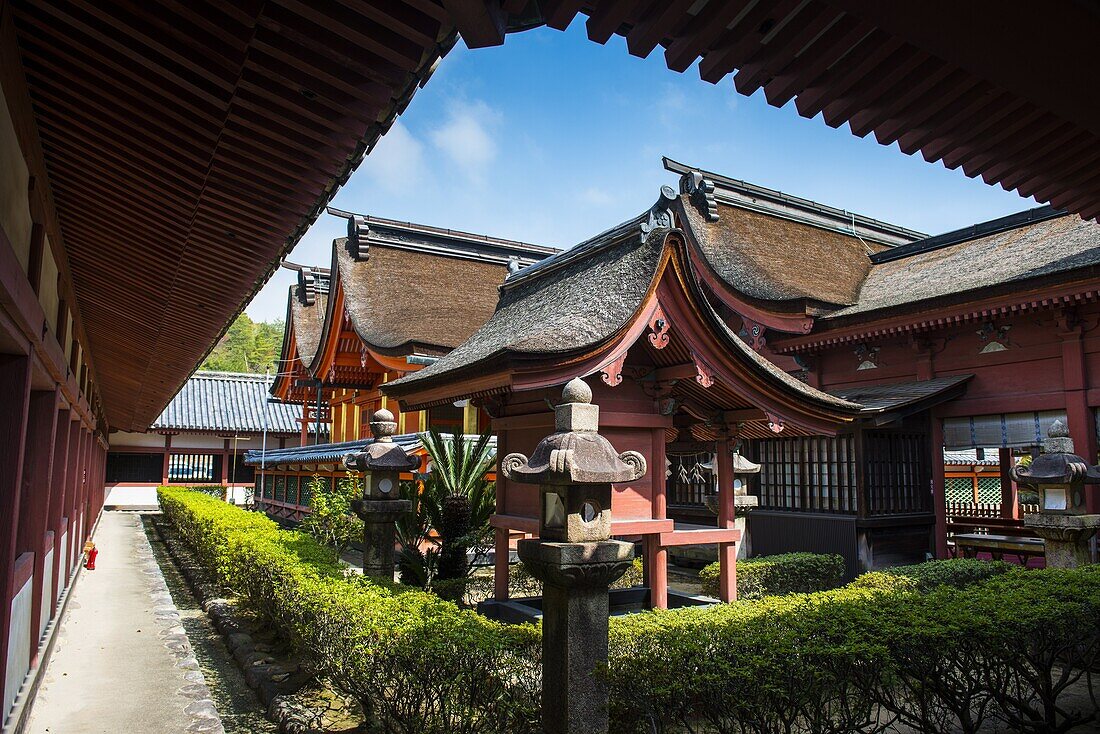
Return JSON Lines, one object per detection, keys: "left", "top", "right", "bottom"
{"left": 63, "top": 418, "right": 81, "bottom": 583}
{"left": 931, "top": 412, "right": 948, "bottom": 558}
{"left": 1059, "top": 321, "right": 1097, "bottom": 511}
{"left": 0, "top": 355, "right": 32, "bottom": 715}
{"left": 716, "top": 437, "right": 737, "bottom": 602}
{"left": 161, "top": 433, "right": 171, "bottom": 485}
{"left": 18, "top": 389, "right": 58, "bottom": 663}
{"left": 493, "top": 430, "right": 510, "bottom": 600}
{"left": 649, "top": 426, "right": 668, "bottom": 610}
{"left": 45, "top": 407, "right": 70, "bottom": 624}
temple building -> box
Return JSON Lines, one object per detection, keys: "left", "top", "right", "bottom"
{"left": 104, "top": 371, "right": 312, "bottom": 509}
{"left": 245, "top": 209, "right": 556, "bottom": 520}
{"left": 383, "top": 159, "right": 1100, "bottom": 604}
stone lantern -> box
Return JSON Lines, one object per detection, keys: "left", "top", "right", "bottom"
{"left": 343, "top": 408, "right": 418, "bottom": 580}
{"left": 705, "top": 451, "right": 760, "bottom": 516}
{"left": 501, "top": 377, "right": 647, "bottom": 734}
{"left": 1012, "top": 420, "right": 1100, "bottom": 568}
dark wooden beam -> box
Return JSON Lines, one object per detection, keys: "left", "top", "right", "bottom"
{"left": 442, "top": 0, "right": 505, "bottom": 47}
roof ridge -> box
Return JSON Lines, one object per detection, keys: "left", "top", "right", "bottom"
{"left": 192, "top": 370, "right": 273, "bottom": 380}
{"left": 663, "top": 157, "right": 925, "bottom": 246}
{"left": 326, "top": 206, "right": 558, "bottom": 256}
{"left": 869, "top": 205, "right": 1069, "bottom": 263}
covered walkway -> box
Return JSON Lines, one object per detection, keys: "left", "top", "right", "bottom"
{"left": 24, "top": 512, "right": 221, "bottom": 734}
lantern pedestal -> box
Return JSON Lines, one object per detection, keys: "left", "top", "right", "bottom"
{"left": 353, "top": 498, "right": 412, "bottom": 579}
{"left": 517, "top": 538, "right": 634, "bottom": 734}
{"left": 1023, "top": 513, "right": 1100, "bottom": 568}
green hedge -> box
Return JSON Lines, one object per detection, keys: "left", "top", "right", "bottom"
{"left": 162, "top": 488, "right": 1100, "bottom": 734}
{"left": 158, "top": 486, "right": 541, "bottom": 733}
{"left": 699, "top": 552, "right": 845, "bottom": 599}
{"left": 610, "top": 568, "right": 1100, "bottom": 733}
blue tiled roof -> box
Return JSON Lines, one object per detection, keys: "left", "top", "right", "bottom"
{"left": 151, "top": 371, "right": 311, "bottom": 435}
{"left": 244, "top": 433, "right": 496, "bottom": 467}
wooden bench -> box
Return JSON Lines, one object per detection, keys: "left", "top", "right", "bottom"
{"left": 953, "top": 532, "right": 1044, "bottom": 561}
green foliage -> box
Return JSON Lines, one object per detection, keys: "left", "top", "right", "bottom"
{"left": 158, "top": 486, "right": 541, "bottom": 734}
{"left": 700, "top": 552, "right": 845, "bottom": 599}
{"left": 608, "top": 570, "right": 1100, "bottom": 734}
{"left": 199, "top": 313, "right": 284, "bottom": 374}
{"left": 847, "top": 571, "right": 918, "bottom": 593}
{"left": 413, "top": 431, "right": 497, "bottom": 585}
{"left": 876, "top": 558, "right": 1016, "bottom": 592}
{"left": 300, "top": 473, "right": 363, "bottom": 554}
{"left": 160, "top": 486, "right": 1100, "bottom": 734}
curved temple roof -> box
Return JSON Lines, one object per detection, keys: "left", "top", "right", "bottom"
{"left": 384, "top": 201, "right": 861, "bottom": 432}
{"left": 309, "top": 211, "right": 559, "bottom": 373}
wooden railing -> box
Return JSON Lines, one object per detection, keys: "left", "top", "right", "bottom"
{"left": 945, "top": 501, "right": 1039, "bottom": 519}
{"left": 945, "top": 501, "right": 1041, "bottom": 542}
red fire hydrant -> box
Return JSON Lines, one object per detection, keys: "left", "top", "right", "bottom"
{"left": 83, "top": 540, "right": 98, "bottom": 570}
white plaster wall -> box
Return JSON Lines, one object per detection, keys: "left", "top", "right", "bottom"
{"left": 4, "top": 575, "right": 33, "bottom": 722}
{"left": 108, "top": 431, "right": 168, "bottom": 448}
{"left": 109, "top": 432, "right": 236, "bottom": 450}
{"left": 0, "top": 87, "right": 31, "bottom": 273}
{"left": 106, "top": 484, "right": 252, "bottom": 507}
{"left": 56, "top": 533, "right": 67, "bottom": 601}
{"left": 39, "top": 548, "right": 54, "bottom": 640}
{"left": 39, "top": 240, "right": 59, "bottom": 335}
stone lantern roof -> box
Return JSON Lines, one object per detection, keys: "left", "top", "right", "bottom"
{"left": 1011, "top": 420, "right": 1100, "bottom": 486}
{"left": 501, "top": 378, "right": 647, "bottom": 486}
{"left": 343, "top": 409, "right": 420, "bottom": 473}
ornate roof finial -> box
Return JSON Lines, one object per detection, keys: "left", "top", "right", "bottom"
{"left": 369, "top": 408, "right": 397, "bottom": 442}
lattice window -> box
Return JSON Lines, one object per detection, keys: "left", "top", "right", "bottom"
{"left": 945, "top": 476, "right": 974, "bottom": 502}
{"left": 753, "top": 436, "right": 857, "bottom": 513}
{"left": 977, "top": 477, "right": 1002, "bottom": 503}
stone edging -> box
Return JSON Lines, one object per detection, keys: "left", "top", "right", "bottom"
{"left": 152, "top": 521, "right": 318, "bottom": 734}
{"left": 134, "top": 516, "right": 226, "bottom": 734}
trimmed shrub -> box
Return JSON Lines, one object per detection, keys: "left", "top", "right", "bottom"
{"left": 161, "top": 487, "right": 1100, "bottom": 734}
{"left": 608, "top": 569, "right": 1100, "bottom": 734}
{"left": 159, "top": 486, "right": 540, "bottom": 733}
{"left": 700, "top": 552, "right": 845, "bottom": 599}
{"left": 877, "top": 557, "right": 1015, "bottom": 591}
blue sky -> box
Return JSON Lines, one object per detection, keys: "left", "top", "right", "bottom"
{"left": 245, "top": 22, "right": 1035, "bottom": 321}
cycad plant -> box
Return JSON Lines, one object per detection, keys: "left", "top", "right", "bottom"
{"left": 422, "top": 429, "right": 496, "bottom": 583}
{"left": 396, "top": 430, "right": 496, "bottom": 589}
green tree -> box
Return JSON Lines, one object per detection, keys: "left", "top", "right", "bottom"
{"left": 199, "top": 313, "right": 284, "bottom": 374}
{"left": 301, "top": 473, "right": 363, "bottom": 554}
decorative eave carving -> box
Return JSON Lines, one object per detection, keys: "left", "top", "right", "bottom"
{"left": 347, "top": 214, "right": 371, "bottom": 260}
{"left": 679, "top": 170, "right": 719, "bottom": 222}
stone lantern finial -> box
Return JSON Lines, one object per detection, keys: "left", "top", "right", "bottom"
{"left": 1043, "top": 419, "right": 1074, "bottom": 454}
{"left": 369, "top": 408, "right": 397, "bottom": 442}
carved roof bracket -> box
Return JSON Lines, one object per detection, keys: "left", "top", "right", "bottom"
{"left": 679, "top": 170, "right": 719, "bottom": 222}
{"left": 648, "top": 303, "right": 670, "bottom": 349}
{"left": 347, "top": 214, "right": 371, "bottom": 260}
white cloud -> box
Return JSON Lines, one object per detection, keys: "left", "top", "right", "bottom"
{"left": 362, "top": 121, "right": 425, "bottom": 192}
{"left": 579, "top": 186, "right": 615, "bottom": 206}
{"left": 429, "top": 100, "right": 501, "bottom": 180}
